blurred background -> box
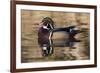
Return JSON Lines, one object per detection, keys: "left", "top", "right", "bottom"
{"left": 21, "top": 10, "right": 90, "bottom": 63}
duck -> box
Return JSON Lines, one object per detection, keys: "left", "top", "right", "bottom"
{"left": 38, "top": 17, "right": 81, "bottom": 57}
{"left": 38, "top": 17, "right": 54, "bottom": 56}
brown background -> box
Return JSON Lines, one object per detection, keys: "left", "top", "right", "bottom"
{"left": 21, "top": 10, "right": 90, "bottom": 63}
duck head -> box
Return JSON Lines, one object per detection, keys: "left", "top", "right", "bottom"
{"left": 41, "top": 17, "right": 54, "bottom": 30}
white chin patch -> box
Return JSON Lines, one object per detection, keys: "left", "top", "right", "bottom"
{"left": 43, "top": 47, "right": 47, "bottom": 50}
{"left": 43, "top": 26, "right": 48, "bottom": 29}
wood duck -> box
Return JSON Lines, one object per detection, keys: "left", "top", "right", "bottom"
{"left": 38, "top": 17, "right": 54, "bottom": 56}
{"left": 38, "top": 17, "right": 81, "bottom": 57}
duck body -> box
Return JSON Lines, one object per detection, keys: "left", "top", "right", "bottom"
{"left": 52, "top": 26, "right": 81, "bottom": 47}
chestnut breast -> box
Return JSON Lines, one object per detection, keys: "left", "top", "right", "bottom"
{"left": 38, "top": 27, "right": 50, "bottom": 46}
